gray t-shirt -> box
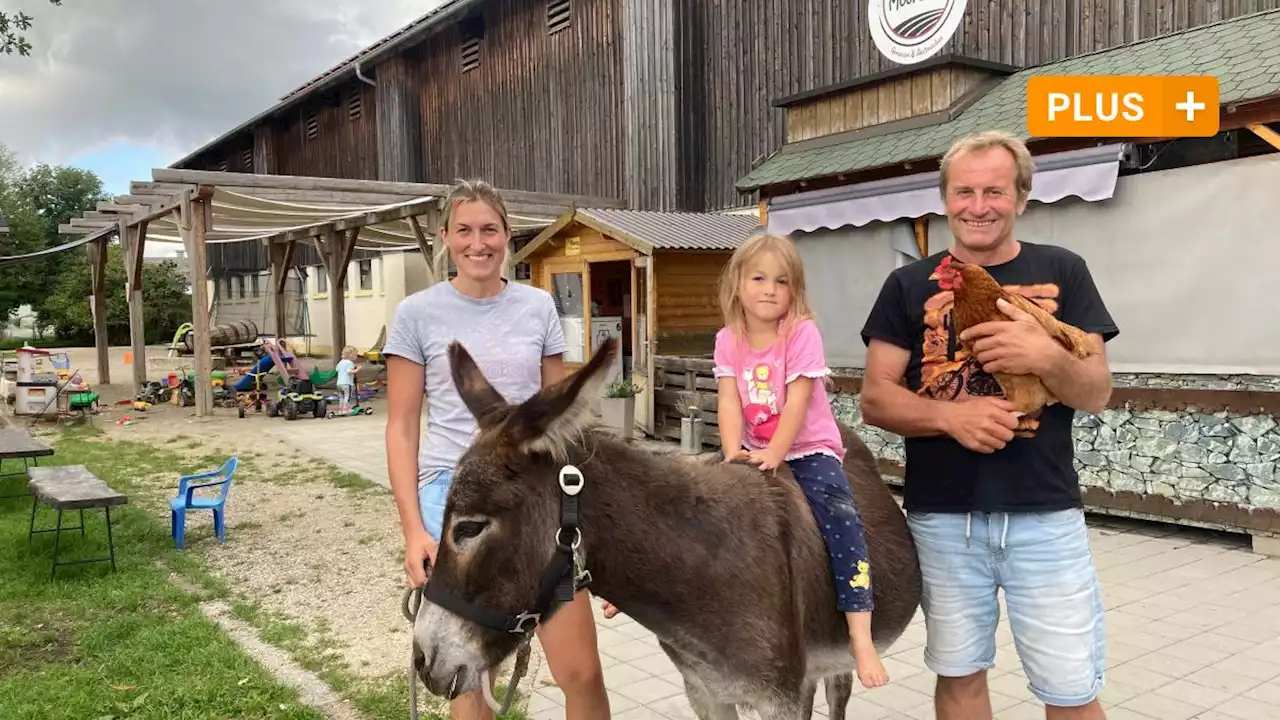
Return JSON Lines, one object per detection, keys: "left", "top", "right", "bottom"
{"left": 383, "top": 279, "right": 566, "bottom": 487}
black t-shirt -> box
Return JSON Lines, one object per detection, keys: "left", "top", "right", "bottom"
{"left": 860, "top": 241, "right": 1119, "bottom": 514}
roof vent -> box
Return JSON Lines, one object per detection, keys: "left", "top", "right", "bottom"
{"left": 547, "top": 0, "right": 571, "bottom": 35}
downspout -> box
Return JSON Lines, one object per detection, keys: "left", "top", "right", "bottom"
{"left": 355, "top": 61, "right": 376, "bottom": 87}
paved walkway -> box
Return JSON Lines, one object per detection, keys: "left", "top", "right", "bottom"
{"left": 266, "top": 415, "right": 1280, "bottom": 719}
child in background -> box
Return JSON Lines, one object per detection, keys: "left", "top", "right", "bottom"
{"left": 336, "top": 345, "right": 360, "bottom": 413}
{"left": 712, "top": 233, "right": 889, "bottom": 689}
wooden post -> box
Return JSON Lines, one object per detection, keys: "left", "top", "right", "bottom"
{"left": 122, "top": 220, "right": 150, "bottom": 393}
{"left": 269, "top": 240, "right": 296, "bottom": 340}
{"left": 913, "top": 217, "right": 929, "bottom": 257}
{"left": 87, "top": 231, "right": 111, "bottom": 385}
{"left": 374, "top": 55, "right": 424, "bottom": 183}
{"left": 409, "top": 204, "right": 442, "bottom": 285}
{"left": 322, "top": 228, "right": 358, "bottom": 360}
{"left": 181, "top": 190, "right": 214, "bottom": 416}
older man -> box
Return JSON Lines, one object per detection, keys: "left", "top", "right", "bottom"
{"left": 859, "top": 130, "right": 1118, "bottom": 720}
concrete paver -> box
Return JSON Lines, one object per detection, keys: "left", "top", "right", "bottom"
{"left": 267, "top": 416, "right": 1280, "bottom": 719}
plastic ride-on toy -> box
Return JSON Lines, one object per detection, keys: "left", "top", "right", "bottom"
{"left": 267, "top": 378, "right": 328, "bottom": 421}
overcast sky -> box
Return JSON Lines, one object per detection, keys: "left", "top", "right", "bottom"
{"left": 0, "top": 0, "right": 443, "bottom": 195}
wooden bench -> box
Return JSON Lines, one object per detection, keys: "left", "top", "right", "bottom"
{"left": 0, "top": 428, "right": 54, "bottom": 500}
{"left": 27, "top": 465, "right": 127, "bottom": 579}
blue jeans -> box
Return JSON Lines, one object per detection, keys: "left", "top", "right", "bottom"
{"left": 907, "top": 508, "right": 1106, "bottom": 707}
{"left": 788, "top": 453, "right": 874, "bottom": 613}
{"left": 418, "top": 470, "right": 453, "bottom": 543}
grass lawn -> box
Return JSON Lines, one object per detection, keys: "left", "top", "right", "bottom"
{"left": 0, "top": 425, "right": 530, "bottom": 720}
{"left": 0, "top": 426, "right": 325, "bottom": 719}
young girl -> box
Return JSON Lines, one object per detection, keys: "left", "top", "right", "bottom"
{"left": 712, "top": 232, "right": 889, "bottom": 689}
{"left": 335, "top": 345, "right": 360, "bottom": 413}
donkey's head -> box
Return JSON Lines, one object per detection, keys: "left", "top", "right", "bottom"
{"left": 412, "top": 336, "right": 618, "bottom": 698}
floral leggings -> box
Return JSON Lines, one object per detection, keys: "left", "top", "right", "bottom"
{"left": 787, "top": 452, "right": 875, "bottom": 613}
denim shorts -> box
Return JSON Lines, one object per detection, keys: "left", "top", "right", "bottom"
{"left": 906, "top": 508, "right": 1106, "bottom": 707}
{"left": 417, "top": 470, "right": 453, "bottom": 543}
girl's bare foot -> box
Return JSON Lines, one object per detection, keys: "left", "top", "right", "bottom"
{"left": 851, "top": 638, "right": 889, "bottom": 688}
{"left": 601, "top": 600, "right": 620, "bottom": 619}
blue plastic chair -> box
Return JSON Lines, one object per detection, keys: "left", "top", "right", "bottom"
{"left": 170, "top": 457, "right": 238, "bottom": 551}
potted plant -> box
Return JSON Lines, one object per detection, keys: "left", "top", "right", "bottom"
{"left": 601, "top": 378, "right": 642, "bottom": 440}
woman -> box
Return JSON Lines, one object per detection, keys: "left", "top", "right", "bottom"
{"left": 383, "top": 180, "right": 611, "bottom": 720}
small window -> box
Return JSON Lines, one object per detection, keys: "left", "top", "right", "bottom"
{"left": 250, "top": 274, "right": 260, "bottom": 297}
{"left": 547, "top": 0, "right": 571, "bottom": 34}
{"left": 358, "top": 259, "right": 373, "bottom": 291}
{"left": 316, "top": 270, "right": 328, "bottom": 294}
{"left": 237, "top": 275, "right": 246, "bottom": 299}
{"left": 460, "top": 17, "right": 483, "bottom": 73}
{"left": 305, "top": 112, "right": 319, "bottom": 141}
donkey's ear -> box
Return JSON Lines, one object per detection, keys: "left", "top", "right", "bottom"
{"left": 505, "top": 337, "right": 618, "bottom": 459}
{"left": 448, "top": 341, "right": 510, "bottom": 427}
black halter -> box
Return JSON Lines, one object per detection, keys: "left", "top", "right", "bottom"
{"left": 422, "top": 465, "right": 590, "bottom": 635}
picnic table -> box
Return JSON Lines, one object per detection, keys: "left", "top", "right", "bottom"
{"left": 0, "top": 428, "right": 54, "bottom": 500}
{"left": 27, "top": 465, "right": 127, "bottom": 579}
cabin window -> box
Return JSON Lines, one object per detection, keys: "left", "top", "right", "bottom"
{"left": 460, "top": 17, "right": 483, "bottom": 73}
{"left": 547, "top": 0, "right": 571, "bottom": 35}
{"left": 305, "top": 112, "right": 319, "bottom": 141}
{"left": 358, "top": 259, "right": 373, "bottom": 291}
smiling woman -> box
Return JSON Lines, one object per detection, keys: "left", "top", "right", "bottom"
{"left": 382, "top": 179, "right": 611, "bottom": 720}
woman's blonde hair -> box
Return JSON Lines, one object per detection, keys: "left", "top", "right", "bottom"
{"left": 717, "top": 232, "right": 815, "bottom": 338}
{"left": 433, "top": 179, "right": 513, "bottom": 281}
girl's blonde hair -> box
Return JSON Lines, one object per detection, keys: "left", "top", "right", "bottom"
{"left": 717, "top": 232, "right": 815, "bottom": 338}
{"left": 433, "top": 179, "right": 513, "bottom": 282}
{"left": 340, "top": 345, "right": 360, "bottom": 361}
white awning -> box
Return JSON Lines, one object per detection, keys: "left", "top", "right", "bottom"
{"left": 767, "top": 143, "right": 1132, "bottom": 236}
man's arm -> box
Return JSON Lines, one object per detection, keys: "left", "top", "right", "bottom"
{"left": 860, "top": 339, "right": 952, "bottom": 438}
{"left": 1039, "top": 333, "right": 1112, "bottom": 415}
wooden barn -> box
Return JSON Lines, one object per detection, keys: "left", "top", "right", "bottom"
{"left": 510, "top": 208, "right": 760, "bottom": 434}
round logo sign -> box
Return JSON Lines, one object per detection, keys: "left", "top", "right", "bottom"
{"left": 868, "top": 0, "right": 968, "bottom": 65}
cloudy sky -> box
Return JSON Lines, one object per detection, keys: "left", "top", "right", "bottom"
{"left": 0, "top": 0, "right": 444, "bottom": 196}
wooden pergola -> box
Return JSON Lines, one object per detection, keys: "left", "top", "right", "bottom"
{"left": 59, "top": 169, "right": 626, "bottom": 417}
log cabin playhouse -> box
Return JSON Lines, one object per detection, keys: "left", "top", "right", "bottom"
{"left": 172, "top": 0, "right": 1280, "bottom": 546}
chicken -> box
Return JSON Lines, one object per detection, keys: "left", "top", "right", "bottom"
{"left": 931, "top": 255, "right": 1096, "bottom": 433}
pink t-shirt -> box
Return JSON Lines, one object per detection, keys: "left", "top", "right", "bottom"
{"left": 712, "top": 318, "right": 846, "bottom": 462}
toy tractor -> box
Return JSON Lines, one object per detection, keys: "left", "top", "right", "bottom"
{"left": 266, "top": 377, "right": 328, "bottom": 421}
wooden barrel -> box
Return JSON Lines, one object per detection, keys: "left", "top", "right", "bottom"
{"left": 183, "top": 320, "right": 259, "bottom": 352}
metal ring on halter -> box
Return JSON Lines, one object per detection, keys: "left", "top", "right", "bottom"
{"left": 555, "top": 525, "right": 582, "bottom": 550}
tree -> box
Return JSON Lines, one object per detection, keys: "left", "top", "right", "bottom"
{"left": 42, "top": 243, "right": 192, "bottom": 345}
{"left": 1, "top": 1, "right": 62, "bottom": 57}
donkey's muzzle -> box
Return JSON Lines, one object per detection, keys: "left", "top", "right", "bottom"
{"left": 416, "top": 644, "right": 473, "bottom": 699}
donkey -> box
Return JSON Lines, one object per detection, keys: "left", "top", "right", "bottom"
{"left": 412, "top": 337, "right": 923, "bottom": 719}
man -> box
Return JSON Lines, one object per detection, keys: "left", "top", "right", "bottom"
{"left": 859, "top": 130, "right": 1118, "bottom": 720}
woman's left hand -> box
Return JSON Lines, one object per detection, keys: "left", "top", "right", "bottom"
{"left": 747, "top": 446, "right": 786, "bottom": 471}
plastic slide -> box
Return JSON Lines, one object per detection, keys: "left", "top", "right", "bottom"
{"left": 234, "top": 353, "right": 275, "bottom": 391}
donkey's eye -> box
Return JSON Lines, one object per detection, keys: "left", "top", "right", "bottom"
{"left": 452, "top": 520, "right": 489, "bottom": 543}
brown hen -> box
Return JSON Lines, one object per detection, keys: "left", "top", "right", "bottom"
{"left": 931, "top": 255, "right": 1097, "bottom": 426}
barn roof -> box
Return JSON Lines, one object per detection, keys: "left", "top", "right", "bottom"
{"left": 736, "top": 8, "right": 1280, "bottom": 193}
{"left": 513, "top": 208, "right": 761, "bottom": 265}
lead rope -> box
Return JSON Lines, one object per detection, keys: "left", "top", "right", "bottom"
{"left": 402, "top": 585, "right": 532, "bottom": 719}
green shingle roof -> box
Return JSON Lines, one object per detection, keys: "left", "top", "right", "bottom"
{"left": 736, "top": 9, "right": 1280, "bottom": 192}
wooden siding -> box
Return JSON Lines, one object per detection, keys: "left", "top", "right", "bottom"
{"left": 181, "top": 0, "right": 1280, "bottom": 218}
{"left": 785, "top": 66, "right": 994, "bottom": 143}
{"left": 276, "top": 82, "right": 379, "bottom": 180}
{"left": 653, "top": 250, "right": 728, "bottom": 356}
{"left": 680, "top": 0, "right": 1280, "bottom": 213}
{"left": 415, "top": 0, "right": 626, "bottom": 200}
